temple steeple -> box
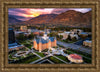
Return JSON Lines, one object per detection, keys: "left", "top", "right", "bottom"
{"left": 39, "top": 38, "right": 42, "bottom": 43}
{"left": 54, "top": 37, "right": 56, "bottom": 40}
{"left": 42, "top": 25, "right": 49, "bottom": 40}
{"left": 33, "top": 37, "right": 36, "bottom": 41}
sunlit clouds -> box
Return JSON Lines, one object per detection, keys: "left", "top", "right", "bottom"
{"left": 8, "top": 8, "right": 91, "bottom": 21}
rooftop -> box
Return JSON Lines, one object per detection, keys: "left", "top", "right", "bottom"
{"left": 68, "top": 54, "right": 82, "bottom": 60}
{"left": 35, "top": 37, "right": 55, "bottom": 44}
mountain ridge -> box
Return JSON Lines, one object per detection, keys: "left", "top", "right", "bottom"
{"left": 9, "top": 10, "right": 92, "bottom": 28}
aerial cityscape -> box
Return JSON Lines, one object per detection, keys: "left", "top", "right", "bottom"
{"left": 8, "top": 8, "right": 92, "bottom": 64}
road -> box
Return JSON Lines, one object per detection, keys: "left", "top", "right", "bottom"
{"left": 30, "top": 49, "right": 42, "bottom": 58}
{"left": 30, "top": 54, "right": 52, "bottom": 64}
{"left": 57, "top": 41, "right": 92, "bottom": 54}
{"left": 37, "top": 59, "right": 54, "bottom": 64}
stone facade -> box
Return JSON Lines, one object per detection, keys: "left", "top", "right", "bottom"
{"left": 33, "top": 38, "right": 56, "bottom": 52}
{"left": 33, "top": 31, "right": 57, "bottom": 52}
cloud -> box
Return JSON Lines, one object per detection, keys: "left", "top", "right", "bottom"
{"left": 51, "top": 8, "right": 91, "bottom": 14}
{"left": 69, "top": 8, "right": 92, "bottom": 13}
{"left": 51, "top": 8, "right": 69, "bottom": 14}
{"left": 8, "top": 8, "right": 91, "bottom": 21}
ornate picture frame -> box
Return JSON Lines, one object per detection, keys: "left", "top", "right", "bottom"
{"left": 0, "top": 0, "right": 100, "bottom": 72}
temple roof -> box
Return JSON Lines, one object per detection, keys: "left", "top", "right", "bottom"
{"left": 35, "top": 37, "right": 55, "bottom": 44}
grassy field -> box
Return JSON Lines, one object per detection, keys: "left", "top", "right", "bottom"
{"left": 22, "top": 56, "right": 39, "bottom": 64}
{"left": 35, "top": 52, "right": 45, "bottom": 57}
{"left": 48, "top": 56, "right": 64, "bottom": 64}
{"left": 55, "top": 55, "right": 70, "bottom": 62}
{"left": 9, "top": 55, "right": 19, "bottom": 60}
{"left": 42, "top": 49, "right": 48, "bottom": 52}
{"left": 67, "top": 49, "right": 92, "bottom": 58}
{"left": 10, "top": 54, "right": 39, "bottom": 64}
{"left": 64, "top": 49, "right": 92, "bottom": 63}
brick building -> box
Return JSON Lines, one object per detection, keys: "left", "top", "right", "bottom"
{"left": 20, "top": 26, "right": 27, "bottom": 32}
{"left": 33, "top": 31, "right": 57, "bottom": 52}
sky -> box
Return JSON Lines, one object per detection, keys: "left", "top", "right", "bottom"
{"left": 8, "top": 8, "right": 92, "bottom": 21}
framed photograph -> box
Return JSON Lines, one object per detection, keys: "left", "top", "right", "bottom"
{"left": 0, "top": 0, "right": 100, "bottom": 72}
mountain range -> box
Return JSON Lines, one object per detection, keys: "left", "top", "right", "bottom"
{"left": 8, "top": 15, "right": 22, "bottom": 23}
{"left": 9, "top": 10, "right": 92, "bottom": 28}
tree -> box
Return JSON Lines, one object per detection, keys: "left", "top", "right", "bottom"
{"left": 28, "top": 33, "right": 34, "bottom": 39}
{"left": 68, "top": 35, "right": 71, "bottom": 40}
{"left": 71, "top": 37, "right": 77, "bottom": 41}
{"left": 59, "top": 35, "right": 63, "bottom": 39}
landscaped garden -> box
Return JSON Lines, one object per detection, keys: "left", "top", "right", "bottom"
{"left": 63, "top": 49, "right": 92, "bottom": 63}
{"left": 35, "top": 52, "right": 45, "bottom": 57}
{"left": 48, "top": 56, "right": 64, "bottom": 64}
{"left": 67, "top": 49, "right": 92, "bottom": 58}
{"left": 55, "top": 55, "right": 70, "bottom": 62}
{"left": 10, "top": 54, "right": 39, "bottom": 64}
{"left": 42, "top": 49, "right": 48, "bottom": 52}
{"left": 9, "top": 54, "right": 19, "bottom": 60}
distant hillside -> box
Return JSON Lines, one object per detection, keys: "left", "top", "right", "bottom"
{"left": 9, "top": 10, "right": 92, "bottom": 28}
{"left": 50, "top": 10, "right": 92, "bottom": 27}
{"left": 14, "top": 14, "right": 57, "bottom": 25}
{"left": 8, "top": 15, "right": 22, "bottom": 23}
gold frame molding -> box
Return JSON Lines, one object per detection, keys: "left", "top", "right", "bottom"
{"left": 0, "top": 0, "right": 100, "bottom": 72}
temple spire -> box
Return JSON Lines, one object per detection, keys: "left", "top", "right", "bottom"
{"left": 54, "top": 37, "right": 56, "bottom": 40}
{"left": 39, "top": 38, "right": 42, "bottom": 43}
{"left": 49, "top": 38, "right": 51, "bottom": 42}
{"left": 33, "top": 37, "right": 36, "bottom": 41}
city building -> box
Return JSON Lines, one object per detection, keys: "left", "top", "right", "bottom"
{"left": 15, "top": 31, "right": 24, "bottom": 37}
{"left": 58, "top": 31, "right": 79, "bottom": 40}
{"left": 20, "top": 26, "right": 27, "bottom": 32}
{"left": 79, "top": 32, "right": 88, "bottom": 36}
{"left": 70, "top": 29, "right": 83, "bottom": 34}
{"left": 70, "top": 34, "right": 78, "bottom": 39}
{"left": 83, "top": 40, "right": 92, "bottom": 47}
{"left": 28, "top": 29, "right": 39, "bottom": 33}
{"left": 67, "top": 54, "right": 83, "bottom": 63}
{"left": 33, "top": 31, "right": 57, "bottom": 52}
{"left": 62, "top": 32, "right": 70, "bottom": 40}
{"left": 8, "top": 43, "right": 24, "bottom": 51}
{"left": 8, "top": 28, "right": 24, "bottom": 51}
{"left": 44, "top": 29, "right": 51, "bottom": 34}
{"left": 8, "top": 28, "right": 15, "bottom": 44}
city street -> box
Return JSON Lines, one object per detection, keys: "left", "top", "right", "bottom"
{"left": 57, "top": 41, "right": 92, "bottom": 54}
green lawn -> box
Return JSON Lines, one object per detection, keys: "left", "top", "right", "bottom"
{"left": 67, "top": 49, "right": 92, "bottom": 58}
{"left": 83, "top": 57, "right": 92, "bottom": 63}
{"left": 26, "top": 53, "right": 34, "bottom": 57}
{"left": 9, "top": 55, "right": 19, "bottom": 60}
{"left": 23, "top": 43, "right": 32, "bottom": 49}
{"left": 35, "top": 52, "right": 45, "bottom": 57}
{"left": 55, "top": 55, "right": 70, "bottom": 62}
{"left": 48, "top": 56, "right": 64, "bottom": 64}
{"left": 42, "top": 49, "right": 48, "bottom": 52}
{"left": 19, "top": 40, "right": 32, "bottom": 49}
{"left": 64, "top": 49, "right": 92, "bottom": 63}
{"left": 19, "top": 40, "right": 27, "bottom": 44}
{"left": 63, "top": 50, "right": 73, "bottom": 54}
{"left": 22, "top": 56, "right": 39, "bottom": 64}
{"left": 10, "top": 54, "right": 39, "bottom": 64}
